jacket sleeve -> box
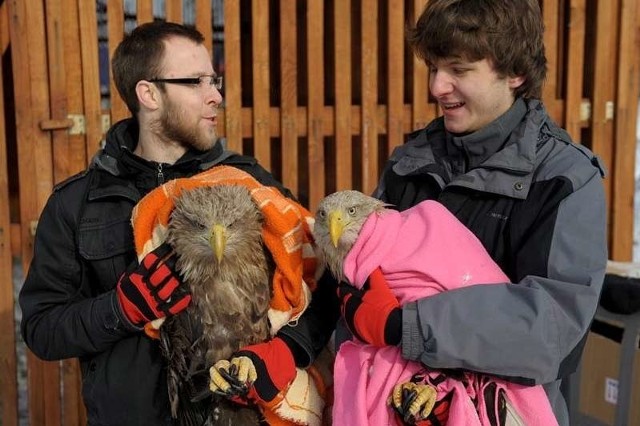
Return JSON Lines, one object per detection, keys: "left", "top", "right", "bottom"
{"left": 400, "top": 172, "right": 607, "bottom": 385}
{"left": 19, "top": 190, "right": 137, "bottom": 361}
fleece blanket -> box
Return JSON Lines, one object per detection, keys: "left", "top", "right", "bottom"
{"left": 333, "top": 200, "right": 558, "bottom": 426}
{"left": 130, "top": 165, "right": 326, "bottom": 426}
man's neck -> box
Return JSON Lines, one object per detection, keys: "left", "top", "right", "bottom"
{"left": 135, "top": 131, "right": 187, "bottom": 165}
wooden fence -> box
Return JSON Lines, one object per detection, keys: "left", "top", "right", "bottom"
{"left": 1, "top": 0, "right": 639, "bottom": 424}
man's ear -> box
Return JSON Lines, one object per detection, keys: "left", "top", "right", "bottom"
{"left": 136, "top": 80, "right": 161, "bottom": 111}
{"left": 508, "top": 75, "right": 526, "bottom": 90}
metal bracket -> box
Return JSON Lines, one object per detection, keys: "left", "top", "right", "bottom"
{"left": 68, "top": 114, "right": 86, "bottom": 135}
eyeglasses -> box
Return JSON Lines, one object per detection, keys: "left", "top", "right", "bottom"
{"left": 148, "top": 75, "right": 223, "bottom": 90}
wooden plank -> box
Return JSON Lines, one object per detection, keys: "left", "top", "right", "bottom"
{"left": 590, "top": 0, "right": 618, "bottom": 236}
{"left": 541, "top": 0, "right": 559, "bottom": 102}
{"left": 0, "top": 0, "right": 9, "bottom": 52}
{"left": 360, "top": 0, "right": 379, "bottom": 194}
{"left": 386, "top": 0, "right": 404, "bottom": 156}
{"left": 611, "top": 0, "right": 640, "bottom": 260}
{"left": 7, "top": 0, "right": 57, "bottom": 425}
{"left": 411, "top": 0, "right": 432, "bottom": 131}
{"left": 166, "top": 0, "right": 183, "bottom": 23}
{"left": 107, "top": 1, "right": 129, "bottom": 123}
{"left": 195, "top": 0, "right": 213, "bottom": 55}
{"left": 333, "top": 0, "right": 352, "bottom": 192}
{"left": 563, "top": 0, "right": 586, "bottom": 140}
{"left": 0, "top": 15, "right": 18, "bottom": 425}
{"left": 44, "top": 0, "right": 71, "bottom": 184}
{"left": 223, "top": 0, "right": 242, "bottom": 153}
{"left": 78, "top": 0, "right": 104, "bottom": 162}
{"left": 307, "top": 0, "right": 325, "bottom": 209}
{"left": 251, "top": 0, "right": 271, "bottom": 169}
{"left": 279, "top": 0, "right": 298, "bottom": 196}
{"left": 137, "top": 0, "right": 154, "bottom": 25}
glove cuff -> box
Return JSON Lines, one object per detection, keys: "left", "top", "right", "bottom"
{"left": 235, "top": 337, "right": 296, "bottom": 404}
{"left": 384, "top": 307, "right": 402, "bottom": 346}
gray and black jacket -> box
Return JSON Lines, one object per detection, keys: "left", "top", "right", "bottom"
{"left": 19, "top": 118, "right": 338, "bottom": 426}
{"left": 374, "top": 98, "right": 607, "bottom": 425}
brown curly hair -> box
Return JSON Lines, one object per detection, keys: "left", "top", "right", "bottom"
{"left": 407, "top": 0, "right": 547, "bottom": 99}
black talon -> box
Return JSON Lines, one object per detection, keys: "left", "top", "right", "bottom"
{"left": 401, "top": 389, "right": 417, "bottom": 415}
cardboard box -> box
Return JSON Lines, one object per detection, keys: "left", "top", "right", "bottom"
{"left": 579, "top": 324, "right": 640, "bottom": 425}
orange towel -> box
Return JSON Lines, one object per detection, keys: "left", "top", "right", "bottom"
{"left": 130, "top": 165, "right": 318, "bottom": 332}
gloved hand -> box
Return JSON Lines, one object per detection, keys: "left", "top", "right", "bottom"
{"left": 116, "top": 243, "right": 191, "bottom": 327}
{"left": 338, "top": 267, "right": 402, "bottom": 347}
{"left": 209, "top": 337, "right": 297, "bottom": 408}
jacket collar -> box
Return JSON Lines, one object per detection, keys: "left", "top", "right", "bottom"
{"left": 392, "top": 98, "right": 547, "bottom": 199}
{"left": 92, "top": 118, "right": 229, "bottom": 177}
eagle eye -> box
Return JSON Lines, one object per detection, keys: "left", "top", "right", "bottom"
{"left": 348, "top": 207, "right": 357, "bottom": 216}
{"left": 317, "top": 210, "right": 326, "bottom": 219}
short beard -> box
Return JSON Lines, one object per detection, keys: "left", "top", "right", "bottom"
{"left": 158, "top": 98, "right": 216, "bottom": 152}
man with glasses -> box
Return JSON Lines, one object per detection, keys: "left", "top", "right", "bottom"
{"left": 19, "top": 21, "right": 337, "bottom": 426}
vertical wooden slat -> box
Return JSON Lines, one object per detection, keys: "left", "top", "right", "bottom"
{"left": 62, "top": 0, "right": 87, "bottom": 174}
{"left": 333, "top": 0, "right": 352, "bottom": 192}
{"left": 360, "top": 0, "right": 378, "bottom": 194}
{"left": 611, "top": 0, "right": 640, "bottom": 260}
{"left": 78, "top": 0, "right": 104, "bottom": 163}
{"left": 590, "top": 0, "right": 618, "bottom": 236}
{"left": 563, "top": 0, "right": 586, "bottom": 140}
{"left": 166, "top": 0, "right": 183, "bottom": 23}
{"left": 279, "top": 0, "right": 298, "bottom": 195}
{"left": 542, "top": 0, "right": 559, "bottom": 103}
{"left": 195, "top": 0, "right": 213, "bottom": 55}
{"left": 137, "top": 0, "right": 154, "bottom": 24}
{"left": 251, "top": 0, "right": 271, "bottom": 169}
{"left": 386, "top": 0, "right": 404, "bottom": 155}
{"left": 411, "top": 0, "right": 432, "bottom": 131}
{"left": 8, "top": 0, "right": 57, "bottom": 424}
{"left": 307, "top": 0, "right": 325, "bottom": 209}
{"left": 107, "top": 1, "right": 129, "bottom": 123}
{"left": 44, "top": 0, "right": 71, "bottom": 184}
{"left": 0, "top": 5, "right": 18, "bottom": 426}
{"left": 223, "top": 0, "right": 242, "bottom": 153}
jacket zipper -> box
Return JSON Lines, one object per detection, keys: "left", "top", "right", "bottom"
{"left": 157, "top": 163, "right": 165, "bottom": 185}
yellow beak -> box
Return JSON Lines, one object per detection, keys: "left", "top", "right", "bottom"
{"left": 329, "top": 211, "right": 345, "bottom": 248}
{"left": 210, "top": 224, "right": 227, "bottom": 262}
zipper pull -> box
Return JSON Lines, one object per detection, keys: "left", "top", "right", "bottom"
{"left": 157, "top": 163, "right": 165, "bottom": 185}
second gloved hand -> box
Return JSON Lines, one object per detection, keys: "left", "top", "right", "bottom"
{"left": 116, "top": 243, "right": 191, "bottom": 327}
{"left": 209, "top": 336, "right": 296, "bottom": 408}
{"left": 339, "top": 267, "right": 402, "bottom": 347}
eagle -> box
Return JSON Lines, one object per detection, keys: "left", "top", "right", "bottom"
{"left": 313, "top": 190, "right": 437, "bottom": 424}
{"left": 161, "top": 184, "right": 273, "bottom": 426}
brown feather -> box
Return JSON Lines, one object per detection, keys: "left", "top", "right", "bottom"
{"left": 161, "top": 185, "right": 272, "bottom": 426}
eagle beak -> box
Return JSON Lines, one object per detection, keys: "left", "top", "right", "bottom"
{"left": 328, "top": 211, "right": 345, "bottom": 248}
{"left": 210, "top": 224, "right": 227, "bottom": 262}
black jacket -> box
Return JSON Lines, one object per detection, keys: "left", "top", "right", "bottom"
{"left": 375, "top": 99, "right": 607, "bottom": 425}
{"left": 19, "top": 118, "right": 338, "bottom": 426}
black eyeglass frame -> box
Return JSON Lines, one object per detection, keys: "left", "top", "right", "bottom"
{"left": 148, "top": 75, "right": 223, "bottom": 90}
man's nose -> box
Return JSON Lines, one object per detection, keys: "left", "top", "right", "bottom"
{"left": 429, "top": 71, "right": 453, "bottom": 98}
{"left": 206, "top": 86, "right": 223, "bottom": 106}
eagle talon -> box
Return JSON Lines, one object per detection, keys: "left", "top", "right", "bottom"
{"left": 388, "top": 382, "right": 437, "bottom": 425}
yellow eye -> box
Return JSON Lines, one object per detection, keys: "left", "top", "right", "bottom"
{"left": 348, "top": 207, "right": 357, "bottom": 216}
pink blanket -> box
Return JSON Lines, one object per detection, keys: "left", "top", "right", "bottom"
{"left": 333, "top": 200, "right": 558, "bottom": 426}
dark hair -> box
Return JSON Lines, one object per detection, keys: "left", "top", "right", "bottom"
{"left": 406, "top": 0, "right": 547, "bottom": 99}
{"left": 111, "top": 21, "right": 205, "bottom": 114}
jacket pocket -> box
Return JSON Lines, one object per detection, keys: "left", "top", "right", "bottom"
{"left": 78, "top": 217, "right": 135, "bottom": 292}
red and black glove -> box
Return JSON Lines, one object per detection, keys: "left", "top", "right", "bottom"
{"left": 116, "top": 243, "right": 191, "bottom": 327}
{"left": 209, "top": 337, "right": 297, "bottom": 408}
{"left": 339, "top": 267, "right": 402, "bottom": 347}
